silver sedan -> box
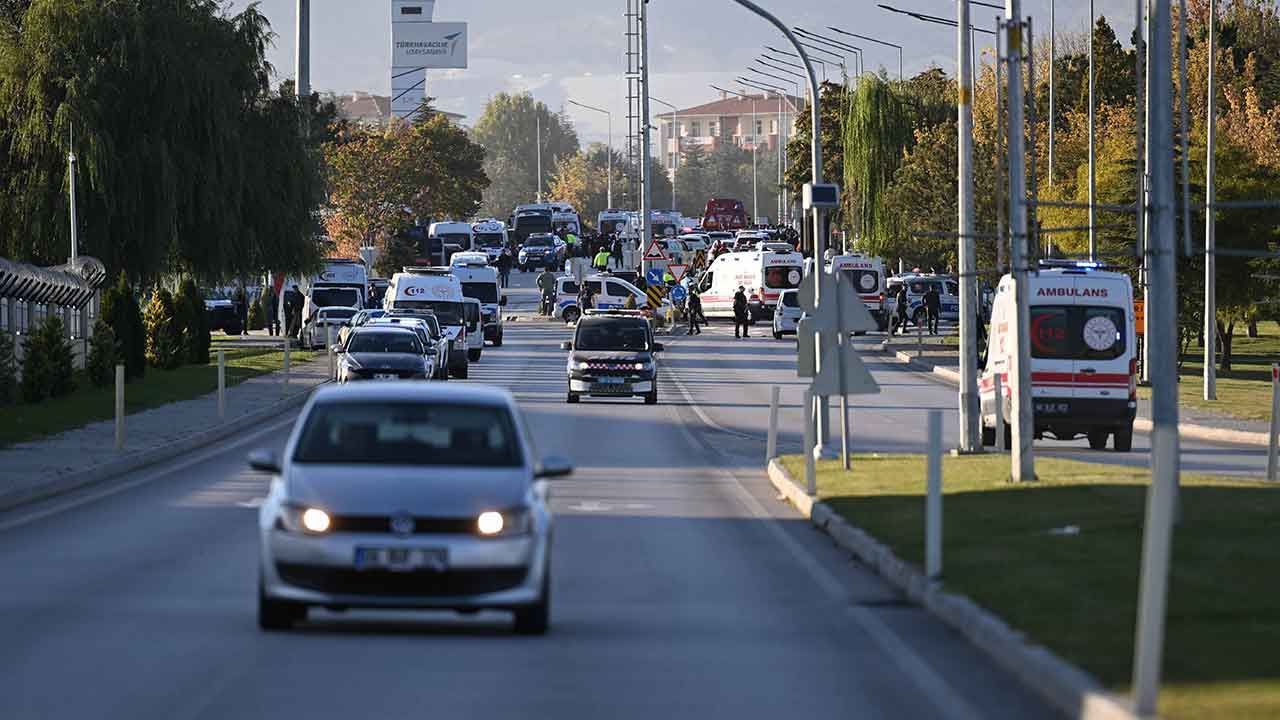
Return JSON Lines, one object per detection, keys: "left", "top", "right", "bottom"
{"left": 250, "top": 383, "right": 570, "bottom": 634}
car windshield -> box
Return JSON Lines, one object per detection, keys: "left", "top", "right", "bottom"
{"left": 437, "top": 233, "right": 470, "bottom": 247}
{"left": 474, "top": 233, "right": 503, "bottom": 247}
{"left": 353, "top": 310, "right": 386, "bottom": 326}
{"left": 312, "top": 287, "right": 360, "bottom": 307}
{"left": 575, "top": 320, "right": 650, "bottom": 351}
{"left": 461, "top": 282, "right": 499, "bottom": 303}
{"left": 319, "top": 308, "right": 357, "bottom": 321}
{"left": 293, "top": 402, "right": 521, "bottom": 467}
{"left": 524, "top": 237, "right": 552, "bottom": 247}
{"left": 346, "top": 331, "right": 422, "bottom": 354}
{"left": 781, "top": 292, "right": 800, "bottom": 308}
{"left": 1030, "top": 305, "right": 1127, "bottom": 360}
{"left": 391, "top": 301, "right": 463, "bottom": 325}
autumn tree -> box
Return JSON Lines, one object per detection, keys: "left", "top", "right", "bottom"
{"left": 471, "top": 93, "right": 579, "bottom": 218}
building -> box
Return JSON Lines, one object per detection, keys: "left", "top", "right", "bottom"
{"left": 654, "top": 91, "right": 802, "bottom": 178}
{"left": 325, "top": 91, "right": 465, "bottom": 128}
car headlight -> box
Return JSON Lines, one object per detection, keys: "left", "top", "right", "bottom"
{"left": 477, "top": 509, "right": 531, "bottom": 537}
{"left": 633, "top": 361, "right": 653, "bottom": 371}
{"left": 571, "top": 360, "right": 590, "bottom": 371}
{"left": 276, "top": 505, "right": 331, "bottom": 534}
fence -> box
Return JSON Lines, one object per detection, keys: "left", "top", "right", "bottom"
{"left": 0, "top": 256, "right": 107, "bottom": 380}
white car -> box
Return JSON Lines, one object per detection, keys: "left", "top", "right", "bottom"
{"left": 251, "top": 383, "right": 571, "bottom": 634}
{"left": 303, "top": 306, "right": 359, "bottom": 350}
{"left": 772, "top": 289, "right": 802, "bottom": 339}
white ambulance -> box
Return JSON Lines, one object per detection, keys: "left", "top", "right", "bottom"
{"left": 384, "top": 267, "right": 471, "bottom": 379}
{"left": 981, "top": 262, "right": 1137, "bottom": 452}
{"left": 827, "top": 254, "right": 889, "bottom": 331}
{"left": 695, "top": 249, "right": 804, "bottom": 322}
{"left": 470, "top": 219, "right": 509, "bottom": 263}
{"left": 450, "top": 252, "right": 505, "bottom": 347}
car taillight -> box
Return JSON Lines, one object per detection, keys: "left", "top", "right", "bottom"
{"left": 1129, "top": 358, "right": 1137, "bottom": 400}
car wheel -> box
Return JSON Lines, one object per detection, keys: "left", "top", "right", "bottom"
{"left": 1087, "top": 429, "right": 1109, "bottom": 450}
{"left": 563, "top": 307, "right": 581, "bottom": 324}
{"left": 513, "top": 569, "right": 550, "bottom": 636}
{"left": 258, "top": 580, "right": 306, "bottom": 631}
{"left": 468, "top": 348, "right": 482, "bottom": 362}
{"left": 566, "top": 391, "right": 579, "bottom": 404}
{"left": 773, "top": 329, "right": 782, "bottom": 340}
{"left": 1113, "top": 424, "right": 1134, "bottom": 452}
{"left": 453, "top": 362, "right": 469, "bottom": 379}
{"left": 644, "top": 389, "right": 658, "bottom": 405}
{"left": 494, "top": 331, "right": 503, "bottom": 347}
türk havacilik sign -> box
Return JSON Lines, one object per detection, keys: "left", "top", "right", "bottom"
{"left": 392, "top": 22, "right": 468, "bottom": 69}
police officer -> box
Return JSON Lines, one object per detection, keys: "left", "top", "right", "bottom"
{"left": 733, "top": 285, "right": 750, "bottom": 338}
{"left": 593, "top": 247, "right": 611, "bottom": 271}
{"left": 923, "top": 284, "right": 941, "bottom": 335}
{"left": 536, "top": 267, "right": 557, "bottom": 316}
{"left": 893, "top": 284, "right": 911, "bottom": 336}
{"left": 686, "top": 289, "right": 704, "bottom": 335}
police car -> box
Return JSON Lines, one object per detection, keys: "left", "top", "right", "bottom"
{"left": 553, "top": 273, "right": 652, "bottom": 324}
{"left": 887, "top": 273, "right": 960, "bottom": 327}
{"left": 561, "top": 310, "right": 664, "bottom": 405}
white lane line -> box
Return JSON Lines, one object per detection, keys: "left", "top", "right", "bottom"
{"left": 662, "top": 343, "right": 759, "bottom": 442}
{"left": 0, "top": 415, "right": 297, "bottom": 534}
{"left": 666, "top": 356, "right": 987, "bottom": 720}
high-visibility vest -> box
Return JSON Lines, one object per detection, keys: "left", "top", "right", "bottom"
{"left": 594, "top": 252, "right": 610, "bottom": 267}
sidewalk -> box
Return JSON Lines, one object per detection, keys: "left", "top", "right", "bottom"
{"left": 0, "top": 359, "right": 330, "bottom": 510}
{"left": 874, "top": 333, "right": 1273, "bottom": 446}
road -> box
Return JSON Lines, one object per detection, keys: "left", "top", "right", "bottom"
{"left": 1, "top": 268, "right": 1057, "bottom": 720}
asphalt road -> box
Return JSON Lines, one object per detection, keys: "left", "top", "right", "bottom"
{"left": 0, "top": 268, "right": 1061, "bottom": 719}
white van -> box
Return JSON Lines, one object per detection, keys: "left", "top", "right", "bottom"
{"left": 461, "top": 297, "right": 485, "bottom": 361}
{"left": 554, "top": 273, "right": 651, "bottom": 324}
{"left": 451, "top": 252, "right": 505, "bottom": 347}
{"left": 829, "top": 254, "right": 889, "bottom": 331}
{"left": 470, "top": 219, "right": 509, "bottom": 263}
{"left": 384, "top": 267, "right": 470, "bottom": 379}
{"left": 598, "top": 209, "right": 630, "bottom": 237}
{"left": 427, "top": 221, "right": 473, "bottom": 265}
{"left": 695, "top": 249, "right": 804, "bottom": 322}
{"left": 981, "top": 262, "right": 1136, "bottom": 451}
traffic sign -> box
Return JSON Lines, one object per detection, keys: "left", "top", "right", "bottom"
{"left": 809, "top": 342, "right": 880, "bottom": 396}
{"left": 669, "top": 285, "right": 687, "bottom": 305}
{"left": 797, "top": 271, "right": 877, "bottom": 334}
{"left": 668, "top": 264, "right": 689, "bottom": 283}
{"left": 645, "top": 285, "right": 666, "bottom": 310}
{"left": 645, "top": 268, "right": 665, "bottom": 286}
{"left": 797, "top": 317, "right": 818, "bottom": 378}
{"left": 644, "top": 239, "right": 668, "bottom": 261}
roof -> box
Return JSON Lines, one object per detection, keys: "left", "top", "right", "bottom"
{"left": 312, "top": 381, "right": 515, "bottom": 406}
{"left": 655, "top": 93, "right": 803, "bottom": 119}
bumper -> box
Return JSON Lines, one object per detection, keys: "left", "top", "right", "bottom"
{"left": 983, "top": 395, "right": 1137, "bottom": 434}
{"left": 261, "top": 529, "right": 549, "bottom": 609}
{"left": 774, "top": 315, "right": 799, "bottom": 334}
{"left": 568, "top": 378, "right": 654, "bottom": 395}
{"left": 483, "top": 323, "right": 501, "bottom": 341}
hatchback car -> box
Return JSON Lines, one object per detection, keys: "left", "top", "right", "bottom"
{"left": 772, "top": 289, "right": 802, "bottom": 339}
{"left": 250, "top": 383, "right": 571, "bottom": 634}
{"left": 336, "top": 327, "right": 432, "bottom": 382}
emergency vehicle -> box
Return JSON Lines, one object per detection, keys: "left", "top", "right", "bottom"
{"left": 553, "top": 273, "right": 652, "bottom": 324}
{"left": 384, "top": 267, "right": 471, "bottom": 379}
{"left": 427, "top": 221, "right": 472, "bottom": 265}
{"left": 470, "top": 219, "right": 509, "bottom": 262}
{"left": 828, "top": 254, "right": 889, "bottom": 331}
{"left": 695, "top": 249, "right": 804, "bottom": 321}
{"left": 598, "top": 209, "right": 630, "bottom": 237}
{"left": 981, "top": 261, "right": 1136, "bottom": 451}
{"left": 292, "top": 258, "right": 368, "bottom": 329}
{"left": 887, "top": 273, "right": 960, "bottom": 326}
{"left": 450, "top": 252, "right": 506, "bottom": 347}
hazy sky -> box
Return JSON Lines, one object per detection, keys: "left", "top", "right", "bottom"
{"left": 247, "top": 0, "right": 1137, "bottom": 146}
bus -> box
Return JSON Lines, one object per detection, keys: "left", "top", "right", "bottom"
{"left": 701, "top": 198, "right": 749, "bottom": 231}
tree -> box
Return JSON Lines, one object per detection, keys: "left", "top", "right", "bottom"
{"left": 143, "top": 288, "right": 181, "bottom": 370}
{"left": 21, "top": 314, "right": 74, "bottom": 403}
{"left": 548, "top": 143, "right": 627, "bottom": 226}
{"left": 101, "top": 272, "right": 145, "bottom": 380}
{"left": 0, "top": 328, "right": 16, "bottom": 404}
{"left": 174, "top": 279, "right": 209, "bottom": 365}
{"left": 471, "top": 93, "right": 579, "bottom": 217}
{"left": 85, "top": 318, "right": 117, "bottom": 387}
{"left": 845, "top": 77, "right": 915, "bottom": 255}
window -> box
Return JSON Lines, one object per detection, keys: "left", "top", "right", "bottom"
{"left": 461, "top": 282, "right": 498, "bottom": 304}
{"left": 574, "top": 320, "right": 651, "bottom": 351}
{"left": 690, "top": 121, "right": 701, "bottom": 137}
{"left": 709, "top": 121, "right": 719, "bottom": 136}
{"left": 840, "top": 269, "right": 880, "bottom": 294}
{"left": 586, "top": 281, "right": 603, "bottom": 294}
{"left": 770, "top": 119, "right": 777, "bottom": 134}
{"left": 606, "top": 281, "right": 632, "bottom": 297}
{"left": 293, "top": 402, "right": 522, "bottom": 467}
{"left": 781, "top": 292, "right": 800, "bottom": 308}
{"left": 756, "top": 119, "right": 763, "bottom": 135}
{"left": 312, "top": 287, "right": 359, "bottom": 308}
{"left": 946, "top": 281, "right": 959, "bottom": 296}
{"left": 764, "top": 267, "right": 802, "bottom": 289}
{"left": 1029, "top": 306, "right": 1126, "bottom": 360}
{"left": 561, "top": 280, "right": 580, "bottom": 295}
{"left": 347, "top": 331, "right": 423, "bottom": 354}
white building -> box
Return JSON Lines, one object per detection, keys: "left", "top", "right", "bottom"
{"left": 654, "top": 91, "right": 802, "bottom": 178}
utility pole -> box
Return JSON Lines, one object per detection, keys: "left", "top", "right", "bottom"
{"left": 958, "top": 0, "right": 980, "bottom": 453}
{"left": 1048, "top": 0, "right": 1055, "bottom": 188}
{"left": 536, "top": 112, "right": 543, "bottom": 203}
{"left": 68, "top": 125, "right": 78, "bottom": 263}
{"left": 1005, "top": 0, "right": 1035, "bottom": 482}
{"left": 1133, "top": 0, "right": 1180, "bottom": 713}
{"left": 1088, "top": 0, "right": 1097, "bottom": 261}
{"left": 296, "top": 0, "right": 310, "bottom": 134}
{"left": 751, "top": 99, "right": 758, "bottom": 221}
{"left": 639, "top": 0, "right": 653, "bottom": 271}
{"left": 1204, "top": 0, "right": 1217, "bottom": 400}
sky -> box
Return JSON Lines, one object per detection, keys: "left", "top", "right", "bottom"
{"left": 246, "top": 0, "right": 1138, "bottom": 147}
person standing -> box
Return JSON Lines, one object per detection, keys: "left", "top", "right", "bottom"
{"left": 732, "top": 285, "right": 750, "bottom": 339}
{"left": 686, "top": 289, "right": 704, "bottom": 335}
{"left": 610, "top": 235, "right": 623, "bottom": 269}
{"left": 577, "top": 282, "right": 595, "bottom": 315}
{"left": 264, "top": 287, "right": 279, "bottom": 337}
{"left": 893, "top": 284, "right": 910, "bottom": 336}
{"left": 923, "top": 284, "right": 941, "bottom": 335}
{"left": 497, "top": 248, "right": 513, "bottom": 288}
{"left": 536, "top": 267, "right": 557, "bottom": 316}
{"left": 593, "top": 247, "right": 611, "bottom": 272}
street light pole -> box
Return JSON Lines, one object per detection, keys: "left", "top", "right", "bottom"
{"left": 1005, "top": 0, "right": 1035, "bottom": 482}
{"left": 67, "top": 125, "right": 78, "bottom": 263}
{"left": 827, "top": 26, "right": 903, "bottom": 82}
{"left": 712, "top": 85, "right": 761, "bottom": 223}
{"left": 536, "top": 111, "right": 543, "bottom": 203}
{"left": 296, "top": 0, "right": 310, "bottom": 99}
{"left": 567, "top": 99, "right": 614, "bottom": 208}
{"left": 650, "top": 97, "right": 679, "bottom": 212}
{"left": 958, "top": 0, "right": 980, "bottom": 454}
{"left": 1204, "top": 0, "right": 1217, "bottom": 400}
{"left": 639, "top": 0, "right": 653, "bottom": 271}
{"left": 1088, "top": 0, "right": 1097, "bottom": 261}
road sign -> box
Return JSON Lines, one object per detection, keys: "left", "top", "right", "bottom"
{"left": 809, "top": 342, "right": 880, "bottom": 396}
{"left": 691, "top": 249, "right": 707, "bottom": 270}
{"left": 644, "top": 239, "right": 668, "bottom": 261}
{"left": 669, "top": 285, "right": 687, "bottom": 305}
{"left": 645, "top": 285, "right": 666, "bottom": 310}
{"left": 645, "top": 268, "right": 664, "bottom": 286}
{"left": 668, "top": 264, "right": 689, "bottom": 283}
{"left": 1134, "top": 297, "right": 1145, "bottom": 337}
{"left": 797, "top": 271, "right": 877, "bottom": 334}
{"left": 797, "top": 317, "right": 818, "bottom": 378}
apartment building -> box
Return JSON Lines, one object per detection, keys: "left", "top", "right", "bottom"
{"left": 654, "top": 91, "right": 802, "bottom": 177}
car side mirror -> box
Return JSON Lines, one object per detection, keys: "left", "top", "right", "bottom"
{"left": 330, "top": 343, "right": 343, "bottom": 354}
{"left": 652, "top": 342, "right": 665, "bottom": 353}
{"left": 500, "top": 296, "right": 508, "bottom": 306}
{"left": 247, "top": 448, "right": 281, "bottom": 474}
{"left": 535, "top": 455, "right": 573, "bottom": 478}
{"left": 560, "top": 341, "right": 573, "bottom": 351}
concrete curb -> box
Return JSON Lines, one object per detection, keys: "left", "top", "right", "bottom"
{"left": 0, "top": 380, "right": 325, "bottom": 514}
{"left": 878, "top": 343, "right": 1270, "bottom": 448}
{"left": 766, "top": 458, "right": 1140, "bottom": 720}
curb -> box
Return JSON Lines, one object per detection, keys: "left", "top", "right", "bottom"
{"left": 0, "top": 379, "right": 325, "bottom": 514}
{"left": 879, "top": 344, "right": 1270, "bottom": 448}
{"left": 766, "top": 458, "right": 1140, "bottom": 720}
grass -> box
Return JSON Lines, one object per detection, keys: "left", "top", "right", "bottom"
{"left": 3, "top": 342, "right": 318, "bottom": 448}
{"left": 1137, "top": 321, "right": 1280, "bottom": 423}
{"left": 780, "top": 453, "right": 1280, "bottom": 720}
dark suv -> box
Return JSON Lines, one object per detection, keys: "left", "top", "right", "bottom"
{"left": 560, "top": 311, "right": 663, "bottom": 404}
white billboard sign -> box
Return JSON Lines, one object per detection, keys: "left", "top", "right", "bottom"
{"left": 392, "top": 21, "right": 468, "bottom": 69}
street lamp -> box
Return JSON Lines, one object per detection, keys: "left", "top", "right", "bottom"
{"left": 710, "top": 85, "right": 759, "bottom": 223}
{"left": 566, "top": 99, "right": 613, "bottom": 209}
{"left": 793, "top": 28, "right": 864, "bottom": 81}
{"left": 738, "top": 76, "right": 792, "bottom": 227}
{"left": 649, "top": 96, "right": 679, "bottom": 212}
{"left": 827, "top": 25, "right": 904, "bottom": 83}
{"left": 747, "top": 65, "right": 802, "bottom": 103}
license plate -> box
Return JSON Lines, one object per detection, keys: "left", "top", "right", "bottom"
{"left": 373, "top": 373, "right": 398, "bottom": 380}
{"left": 598, "top": 376, "right": 625, "bottom": 384}
{"left": 354, "top": 547, "right": 447, "bottom": 572}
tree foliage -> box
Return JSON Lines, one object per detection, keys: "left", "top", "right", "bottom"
{"left": 174, "top": 278, "right": 209, "bottom": 365}
{"left": 101, "top": 272, "right": 145, "bottom": 380}
{"left": 85, "top": 317, "right": 117, "bottom": 388}
{"left": 21, "top": 313, "right": 74, "bottom": 402}
{"left": 845, "top": 77, "right": 915, "bottom": 255}
{"left": 143, "top": 287, "right": 181, "bottom": 370}
{"left": 0, "top": 326, "right": 16, "bottom": 404}
{"left": 472, "top": 93, "right": 579, "bottom": 218}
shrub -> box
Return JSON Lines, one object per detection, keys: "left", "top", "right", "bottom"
{"left": 0, "top": 330, "right": 17, "bottom": 405}
{"left": 248, "top": 293, "right": 265, "bottom": 331}
{"left": 143, "top": 287, "right": 182, "bottom": 370}
{"left": 21, "top": 314, "right": 75, "bottom": 403}
{"left": 86, "top": 318, "right": 118, "bottom": 387}
{"left": 174, "top": 278, "right": 210, "bottom": 364}
{"left": 101, "top": 272, "right": 145, "bottom": 380}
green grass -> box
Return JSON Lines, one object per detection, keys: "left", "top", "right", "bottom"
{"left": 780, "top": 453, "right": 1280, "bottom": 720}
{"left": 1136, "top": 320, "right": 1280, "bottom": 422}
{"left": 3, "top": 343, "right": 318, "bottom": 447}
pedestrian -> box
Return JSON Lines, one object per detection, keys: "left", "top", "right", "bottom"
{"left": 686, "top": 289, "right": 704, "bottom": 335}
{"left": 536, "top": 267, "right": 557, "bottom": 316}
{"left": 577, "top": 282, "right": 595, "bottom": 315}
{"left": 593, "top": 247, "right": 611, "bottom": 272}
{"left": 893, "top": 284, "right": 910, "bottom": 336}
{"left": 732, "top": 285, "right": 750, "bottom": 338}
{"left": 923, "top": 284, "right": 941, "bottom": 335}
{"left": 610, "top": 235, "right": 623, "bottom": 269}
{"left": 663, "top": 267, "right": 675, "bottom": 286}
{"left": 265, "top": 287, "right": 279, "bottom": 337}
{"left": 497, "top": 248, "right": 513, "bottom": 288}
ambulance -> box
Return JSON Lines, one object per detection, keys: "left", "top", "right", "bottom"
{"left": 450, "top": 251, "right": 505, "bottom": 347}
{"left": 828, "top": 254, "right": 889, "bottom": 331}
{"left": 384, "top": 267, "right": 471, "bottom": 379}
{"left": 981, "top": 261, "right": 1136, "bottom": 452}
{"left": 695, "top": 249, "right": 804, "bottom": 322}
{"left": 470, "top": 219, "right": 509, "bottom": 263}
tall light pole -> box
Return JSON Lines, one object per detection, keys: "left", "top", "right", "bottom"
{"left": 793, "top": 28, "right": 864, "bottom": 82}
{"left": 1048, "top": 0, "right": 1055, "bottom": 195}
{"left": 711, "top": 85, "right": 760, "bottom": 223}
{"left": 639, "top": 0, "right": 653, "bottom": 269}
{"left": 567, "top": 99, "right": 614, "bottom": 209}
{"left": 957, "top": 0, "right": 979, "bottom": 453}
{"left": 296, "top": 0, "right": 310, "bottom": 99}
{"left": 1088, "top": 0, "right": 1097, "bottom": 260}
{"left": 827, "top": 25, "right": 903, "bottom": 82}
{"left": 739, "top": 77, "right": 790, "bottom": 227}
{"left": 536, "top": 111, "right": 543, "bottom": 202}
{"left": 1204, "top": 0, "right": 1217, "bottom": 400}
{"left": 1005, "top": 0, "right": 1035, "bottom": 483}
{"left": 650, "top": 96, "right": 679, "bottom": 212}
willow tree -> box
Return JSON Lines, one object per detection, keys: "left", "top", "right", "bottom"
{"left": 843, "top": 77, "right": 913, "bottom": 256}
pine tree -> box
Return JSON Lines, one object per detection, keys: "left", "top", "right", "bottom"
{"left": 0, "top": 329, "right": 17, "bottom": 405}
{"left": 143, "top": 287, "right": 181, "bottom": 370}
{"left": 21, "top": 314, "right": 74, "bottom": 402}
{"left": 85, "top": 318, "right": 117, "bottom": 387}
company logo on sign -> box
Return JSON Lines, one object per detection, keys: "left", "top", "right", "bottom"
{"left": 396, "top": 33, "right": 461, "bottom": 58}
{"left": 404, "top": 286, "right": 427, "bottom": 297}
{"left": 1037, "top": 287, "right": 1108, "bottom": 298}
